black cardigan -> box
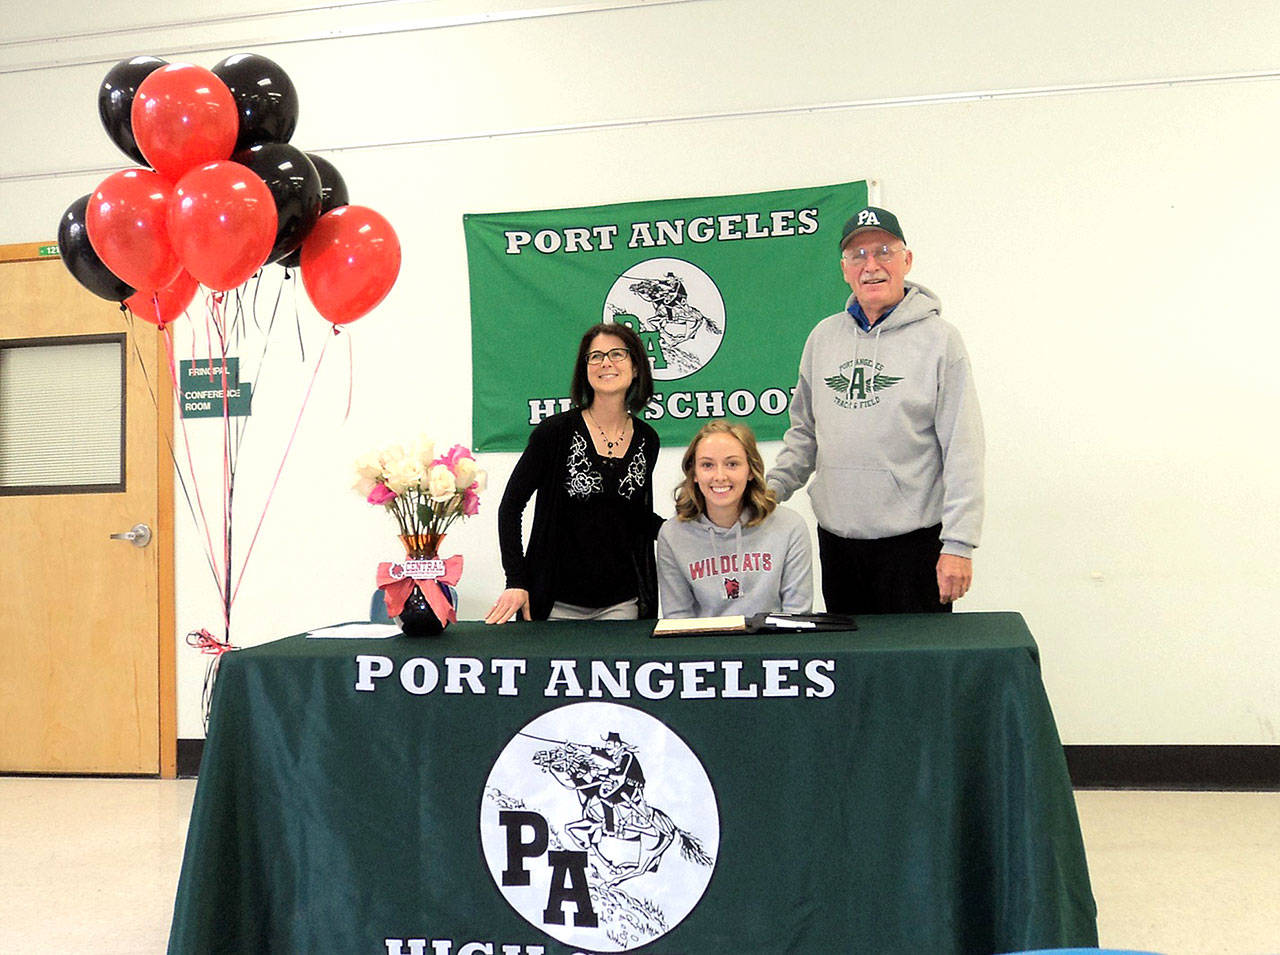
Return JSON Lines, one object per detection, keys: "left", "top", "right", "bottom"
{"left": 497, "top": 409, "right": 662, "bottom": 620}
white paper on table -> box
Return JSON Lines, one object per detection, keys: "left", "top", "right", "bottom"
{"left": 763, "top": 615, "right": 816, "bottom": 629}
{"left": 305, "top": 623, "right": 402, "bottom": 639}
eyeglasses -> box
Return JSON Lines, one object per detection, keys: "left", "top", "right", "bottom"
{"left": 842, "top": 243, "right": 905, "bottom": 266}
{"left": 585, "top": 348, "right": 631, "bottom": 366}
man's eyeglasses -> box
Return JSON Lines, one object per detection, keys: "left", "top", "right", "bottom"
{"left": 586, "top": 348, "right": 631, "bottom": 366}
{"left": 842, "top": 243, "right": 905, "bottom": 266}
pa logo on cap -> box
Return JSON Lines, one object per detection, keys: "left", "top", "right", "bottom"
{"left": 838, "top": 206, "right": 905, "bottom": 248}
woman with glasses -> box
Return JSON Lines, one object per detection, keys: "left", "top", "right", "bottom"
{"left": 657, "top": 421, "right": 812, "bottom": 619}
{"left": 485, "top": 322, "right": 661, "bottom": 623}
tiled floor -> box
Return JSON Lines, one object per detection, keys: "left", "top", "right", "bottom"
{"left": 0, "top": 779, "right": 1275, "bottom": 953}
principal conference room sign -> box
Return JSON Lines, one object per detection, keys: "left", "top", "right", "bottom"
{"left": 464, "top": 180, "right": 869, "bottom": 451}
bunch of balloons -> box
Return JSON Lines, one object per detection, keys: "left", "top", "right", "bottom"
{"left": 57, "top": 54, "right": 401, "bottom": 328}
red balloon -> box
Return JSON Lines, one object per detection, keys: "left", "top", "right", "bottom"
{"left": 300, "top": 206, "right": 401, "bottom": 325}
{"left": 86, "top": 168, "right": 182, "bottom": 292}
{"left": 126, "top": 270, "right": 199, "bottom": 326}
{"left": 168, "top": 161, "right": 276, "bottom": 291}
{"left": 132, "top": 64, "right": 237, "bottom": 182}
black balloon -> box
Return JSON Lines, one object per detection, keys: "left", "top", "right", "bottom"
{"left": 98, "top": 56, "right": 168, "bottom": 166}
{"left": 277, "top": 153, "right": 349, "bottom": 269}
{"left": 57, "top": 195, "right": 135, "bottom": 302}
{"left": 233, "top": 143, "right": 322, "bottom": 264}
{"left": 212, "top": 53, "right": 299, "bottom": 151}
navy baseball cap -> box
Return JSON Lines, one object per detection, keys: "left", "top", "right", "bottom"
{"left": 838, "top": 206, "right": 905, "bottom": 249}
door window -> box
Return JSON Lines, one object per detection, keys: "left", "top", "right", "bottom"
{"left": 0, "top": 334, "right": 125, "bottom": 494}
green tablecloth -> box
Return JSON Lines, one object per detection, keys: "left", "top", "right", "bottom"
{"left": 169, "top": 612, "right": 1097, "bottom": 954}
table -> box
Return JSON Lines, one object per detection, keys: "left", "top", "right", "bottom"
{"left": 168, "top": 613, "right": 1097, "bottom": 954}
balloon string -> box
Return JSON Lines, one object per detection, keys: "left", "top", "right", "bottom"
{"left": 230, "top": 333, "right": 330, "bottom": 605}
{"left": 186, "top": 628, "right": 234, "bottom": 736}
{"left": 214, "top": 292, "right": 233, "bottom": 642}
{"left": 124, "top": 309, "right": 223, "bottom": 599}
{"left": 162, "top": 324, "right": 227, "bottom": 612}
{"left": 237, "top": 269, "right": 286, "bottom": 457}
{"left": 186, "top": 628, "right": 235, "bottom": 656}
{"left": 204, "top": 292, "right": 218, "bottom": 376}
{"left": 291, "top": 271, "right": 306, "bottom": 361}
{"left": 343, "top": 326, "right": 353, "bottom": 424}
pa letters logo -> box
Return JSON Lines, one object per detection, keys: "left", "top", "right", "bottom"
{"left": 603, "top": 257, "right": 726, "bottom": 382}
{"left": 480, "top": 702, "right": 719, "bottom": 951}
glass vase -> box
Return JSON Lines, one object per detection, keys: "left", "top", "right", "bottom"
{"left": 395, "top": 532, "right": 448, "bottom": 636}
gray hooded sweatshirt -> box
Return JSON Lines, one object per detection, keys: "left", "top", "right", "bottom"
{"left": 766, "top": 282, "right": 984, "bottom": 557}
{"left": 656, "top": 506, "right": 813, "bottom": 618}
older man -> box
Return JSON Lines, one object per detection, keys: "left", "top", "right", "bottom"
{"left": 766, "top": 206, "right": 984, "bottom": 614}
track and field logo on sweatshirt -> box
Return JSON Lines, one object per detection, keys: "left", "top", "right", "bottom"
{"left": 603, "top": 257, "right": 725, "bottom": 381}
{"left": 480, "top": 702, "right": 719, "bottom": 951}
{"left": 824, "top": 357, "right": 902, "bottom": 409}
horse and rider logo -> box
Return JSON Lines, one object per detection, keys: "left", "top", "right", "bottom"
{"left": 480, "top": 702, "right": 719, "bottom": 952}
{"left": 603, "top": 257, "right": 726, "bottom": 382}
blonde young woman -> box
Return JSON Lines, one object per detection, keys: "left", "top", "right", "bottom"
{"left": 657, "top": 421, "right": 812, "bottom": 619}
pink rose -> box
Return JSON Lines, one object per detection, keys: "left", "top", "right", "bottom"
{"left": 435, "top": 444, "right": 473, "bottom": 470}
{"left": 462, "top": 488, "right": 481, "bottom": 517}
{"left": 367, "top": 483, "right": 397, "bottom": 505}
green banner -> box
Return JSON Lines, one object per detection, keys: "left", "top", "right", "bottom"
{"left": 465, "top": 180, "right": 868, "bottom": 451}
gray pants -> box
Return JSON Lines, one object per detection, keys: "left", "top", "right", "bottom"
{"left": 548, "top": 597, "right": 639, "bottom": 621}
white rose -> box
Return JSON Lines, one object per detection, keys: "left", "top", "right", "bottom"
{"left": 453, "top": 456, "right": 477, "bottom": 489}
{"left": 379, "top": 443, "right": 406, "bottom": 471}
{"left": 386, "top": 460, "right": 424, "bottom": 495}
{"left": 354, "top": 451, "right": 383, "bottom": 482}
{"left": 427, "top": 463, "right": 457, "bottom": 502}
{"left": 472, "top": 468, "right": 487, "bottom": 493}
{"left": 411, "top": 435, "right": 436, "bottom": 469}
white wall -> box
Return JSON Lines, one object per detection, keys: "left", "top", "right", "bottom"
{"left": 2, "top": 0, "right": 1277, "bottom": 744}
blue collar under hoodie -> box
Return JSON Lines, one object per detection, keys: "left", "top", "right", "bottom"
{"left": 655, "top": 506, "right": 813, "bottom": 619}
{"left": 843, "top": 287, "right": 933, "bottom": 401}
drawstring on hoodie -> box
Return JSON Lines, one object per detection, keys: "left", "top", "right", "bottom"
{"left": 704, "top": 517, "right": 743, "bottom": 576}
{"left": 847, "top": 324, "right": 883, "bottom": 401}
{"left": 869, "top": 326, "right": 882, "bottom": 394}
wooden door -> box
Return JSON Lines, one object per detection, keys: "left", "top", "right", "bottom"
{"left": 0, "top": 243, "right": 175, "bottom": 775}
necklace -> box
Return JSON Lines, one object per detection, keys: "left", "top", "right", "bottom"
{"left": 585, "top": 409, "right": 630, "bottom": 457}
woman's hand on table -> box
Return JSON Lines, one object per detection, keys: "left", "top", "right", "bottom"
{"left": 485, "top": 588, "right": 531, "bottom": 624}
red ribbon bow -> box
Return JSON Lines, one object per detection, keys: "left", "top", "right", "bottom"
{"left": 186, "top": 628, "right": 235, "bottom": 656}
{"left": 376, "top": 555, "right": 464, "bottom": 624}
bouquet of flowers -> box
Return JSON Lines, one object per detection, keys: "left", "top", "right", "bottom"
{"left": 354, "top": 436, "right": 486, "bottom": 558}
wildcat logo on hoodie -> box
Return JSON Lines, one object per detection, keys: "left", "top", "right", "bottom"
{"left": 724, "top": 578, "right": 740, "bottom": 600}
{"left": 823, "top": 357, "right": 902, "bottom": 409}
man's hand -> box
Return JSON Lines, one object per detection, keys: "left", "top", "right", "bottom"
{"left": 485, "top": 588, "right": 531, "bottom": 624}
{"left": 936, "top": 554, "right": 972, "bottom": 604}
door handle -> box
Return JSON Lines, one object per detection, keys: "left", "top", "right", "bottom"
{"left": 109, "top": 523, "right": 152, "bottom": 548}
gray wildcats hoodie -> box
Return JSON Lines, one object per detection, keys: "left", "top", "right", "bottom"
{"left": 766, "top": 282, "right": 984, "bottom": 557}
{"left": 656, "top": 506, "right": 813, "bottom": 618}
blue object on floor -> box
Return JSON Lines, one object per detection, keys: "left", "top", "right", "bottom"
{"left": 1004, "top": 949, "right": 1165, "bottom": 954}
